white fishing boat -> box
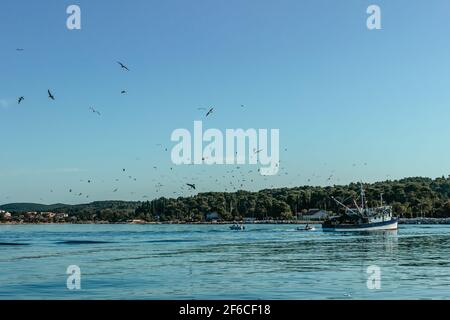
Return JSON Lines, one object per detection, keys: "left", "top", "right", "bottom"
{"left": 322, "top": 185, "right": 398, "bottom": 232}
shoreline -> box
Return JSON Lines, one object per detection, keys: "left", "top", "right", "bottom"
{"left": 1, "top": 218, "right": 450, "bottom": 225}
{"left": 0, "top": 220, "right": 321, "bottom": 225}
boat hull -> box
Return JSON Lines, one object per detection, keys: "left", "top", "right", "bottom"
{"left": 322, "top": 218, "right": 398, "bottom": 232}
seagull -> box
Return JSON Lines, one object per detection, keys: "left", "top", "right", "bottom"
{"left": 48, "top": 90, "right": 55, "bottom": 100}
{"left": 186, "top": 183, "right": 196, "bottom": 190}
{"left": 117, "top": 61, "right": 129, "bottom": 71}
{"left": 89, "top": 107, "right": 101, "bottom": 116}
{"left": 16, "top": 48, "right": 24, "bottom": 51}
{"left": 205, "top": 107, "right": 214, "bottom": 117}
{"left": 18, "top": 96, "right": 24, "bottom": 104}
{"left": 121, "top": 90, "right": 127, "bottom": 94}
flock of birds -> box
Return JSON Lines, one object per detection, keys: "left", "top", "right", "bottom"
{"left": 7, "top": 48, "right": 382, "bottom": 204}
{"left": 15, "top": 60, "right": 131, "bottom": 114}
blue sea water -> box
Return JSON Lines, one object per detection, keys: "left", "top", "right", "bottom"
{"left": 0, "top": 224, "right": 449, "bottom": 299}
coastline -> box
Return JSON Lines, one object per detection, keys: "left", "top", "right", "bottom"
{"left": 0, "top": 220, "right": 321, "bottom": 225}
{"left": 2, "top": 218, "right": 450, "bottom": 225}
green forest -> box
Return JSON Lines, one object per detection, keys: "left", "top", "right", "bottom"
{"left": 2, "top": 176, "right": 450, "bottom": 223}
{"left": 134, "top": 176, "right": 450, "bottom": 222}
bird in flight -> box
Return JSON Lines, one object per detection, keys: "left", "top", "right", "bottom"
{"left": 254, "top": 148, "right": 264, "bottom": 154}
{"left": 48, "top": 90, "right": 55, "bottom": 100}
{"left": 117, "top": 61, "right": 129, "bottom": 71}
{"left": 121, "top": 90, "right": 127, "bottom": 94}
{"left": 89, "top": 107, "right": 101, "bottom": 116}
{"left": 16, "top": 48, "right": 24, "bottom": 51}
{"left": 206, "top": 107, "right": 214, "bottom": 117}
{"left": 18, "top": 96, "right": 24, "bottom": 104}
{"left": 186, "top": 183, "right": 196, "bottom": 190}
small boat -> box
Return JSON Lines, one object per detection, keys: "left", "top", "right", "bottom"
{"left": 229, "top": 223, "right": 245, "bottom": 231}
{"left": 296, "top": 224, "right": 316, "bottom": 231}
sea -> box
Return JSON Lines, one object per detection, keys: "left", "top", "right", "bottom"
{"left": 0, "top": 224, "right": 449, "bottom": 299}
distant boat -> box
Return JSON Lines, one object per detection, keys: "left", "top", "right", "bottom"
{"left": 296, "top": 224, "right": 316, "bottom": 231}
{"left": 322, "top": 184, "right": 398, "bottom": 232}
{"left": 229, "top": 223, "right": 245, "bottom": 231}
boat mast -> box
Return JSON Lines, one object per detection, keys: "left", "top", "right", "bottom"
{"left": 360, "top": 183, "right": 365, "bottom": 211}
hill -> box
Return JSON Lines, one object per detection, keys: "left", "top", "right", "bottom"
{"left": 0, "top": 203, "right": 68, "bottom": 212}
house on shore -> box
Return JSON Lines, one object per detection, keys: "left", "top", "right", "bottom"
{"left": 0, "top": 210, "right": 12, "bottom": 220}
{"left": 205, "top": 212, "right": 220, "bottom": 222}
{"left": 297, "top": 209, "right": 328, "bottom": 221}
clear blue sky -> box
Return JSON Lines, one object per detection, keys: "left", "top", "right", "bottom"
{"left": 1, "top": 0, "right": 450, "bottom": 204}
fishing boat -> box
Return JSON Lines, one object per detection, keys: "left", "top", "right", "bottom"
{"left": 322, "top": 185, "right": 398, "bottom": 232}
{"left": 229, "top": 223, "right": 245, "bottom": 231}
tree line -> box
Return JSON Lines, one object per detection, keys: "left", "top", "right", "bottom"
{"left": 134, "top": 176, "right": 450, "bottom": 222}
{"left": 2, "top": 176, "right": 450, "bottom": 223}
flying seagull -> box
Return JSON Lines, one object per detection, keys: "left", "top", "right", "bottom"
{"left": 117, "top": 61, "right": 129, "bottom": 71}
{"left": 89, "top": 107, "right": 101, "bottom": 116}
{"left": 186, "top": 183, "right": 196, "bottom": 190}
{"left": 121, "top": 90, "right": 127, "bottom": 94}
{"left": 16, "top": 48, "right": 24, "bottom": 51}
{"left": 206, "top": 107, "right": 214, "bottom": 117}
{"left": 18, "top": 96, "right": 24, "bottom": 104}
{"left": 48, "top": 90, "right": 55, "bottom": 100}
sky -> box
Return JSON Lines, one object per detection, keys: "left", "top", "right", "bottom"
{"left": 1, "top": 0, "right": 450, "bottom": 204}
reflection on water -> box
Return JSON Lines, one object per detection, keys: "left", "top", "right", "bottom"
{"left": 0, "top": 224, "right": 449, "bottom": 299}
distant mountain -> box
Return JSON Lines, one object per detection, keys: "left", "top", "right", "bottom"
{"left": 0, "top": 201, "right": 141, "bottom": 213}
{"left": 0, "top": 203, "right": 68, "bottom": 212}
